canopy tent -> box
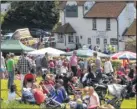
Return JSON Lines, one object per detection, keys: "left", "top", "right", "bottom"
{"left": 61, "top": 48, "right": 109, "bottom": 57}
{"left": 1, "top": 40, "right": 35, "bottom": 53}
{"left": 111, "top": 51, "right": 136, "bottom": 60}
{"left": 28, "top": 47, "right": 66, "bottom": 57}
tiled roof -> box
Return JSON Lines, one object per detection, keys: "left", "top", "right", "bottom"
{"left": 53, "top": 23, "right": 76, "bottom": 34}
{"left": 125, "top": 19, "right": 136, "bottom": 36}
{"left": 84, "top": 2, "right": 126, "bottom": 18}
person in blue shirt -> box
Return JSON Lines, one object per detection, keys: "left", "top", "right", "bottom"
{"left": 50, "top": 83, "right": 65, "bottom": 104}
{"left": 57, "top": 79, "right": 68, "bottom": 100}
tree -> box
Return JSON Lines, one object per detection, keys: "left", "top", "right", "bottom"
{"left": 2, "top": 1, "right": 59, "bottom": 30}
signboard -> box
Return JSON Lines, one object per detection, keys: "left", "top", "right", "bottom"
{"left": 95, "top": 31, "right": 108, "bottom": 38}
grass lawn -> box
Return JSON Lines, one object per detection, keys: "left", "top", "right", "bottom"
{"left": 0, "top": 78, "right": 42, "bottom": 109}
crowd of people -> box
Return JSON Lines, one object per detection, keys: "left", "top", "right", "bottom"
{"left": 0, "top": 51, "right": 136, "bottom": 109}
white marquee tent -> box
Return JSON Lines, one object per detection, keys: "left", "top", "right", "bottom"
{"left": 28, "top": 47, "right": 66, "bottom": 57}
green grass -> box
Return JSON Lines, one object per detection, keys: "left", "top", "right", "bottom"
{"left": 0, "top": 78, "right": 42, "bottom": 108}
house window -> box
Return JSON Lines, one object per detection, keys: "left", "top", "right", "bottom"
{"left": 85, "top": 6, "right": 88, "bottom": 10}
{"left": 96, "top": 38, "right": 100, "bottom": 44}
{"left": 57, "top": 34, "right": 64, "bottom": 43}
{"left": 110, "top": 38, "right": 117, "bottom": 45}
{"left": 65, "top": 5, "right": 78, "bottom": 17}
{"left": 104, "top": 39, "right": 107, "bottom": 44}
{"left": 106, "top": 19, "right": 111, "bottom": 30}
{"left": 68, "top": 35, "right": 74, "bottom": 43}
{"left": 92, "top": 19, "right": 96, "bottom": 30}
{"left": 88, "top": 38, "right": 91, "bottom": 44}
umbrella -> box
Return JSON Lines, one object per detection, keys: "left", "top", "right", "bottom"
{"left": 111, "top": 51, "right": 136, "bottom": 60}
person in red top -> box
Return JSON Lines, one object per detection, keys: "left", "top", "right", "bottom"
{"left": 31, "top": 83, "right": 46, "bottom": 105}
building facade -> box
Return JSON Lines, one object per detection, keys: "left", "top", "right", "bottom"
{"left": 53, "top": 1, "right": 136, "bottom": 51}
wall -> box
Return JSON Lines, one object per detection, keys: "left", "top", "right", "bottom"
{"left": 1, "top": 3, "right": 11, "bottom": 14}
{"left": 59, "top": 10, "right": 65, "bottom": 25}
{"left": 118, "top": 2, "right": 135, "bottom": 39}
{"left": 55, "top": 34, "right": 76, "bottom": 50}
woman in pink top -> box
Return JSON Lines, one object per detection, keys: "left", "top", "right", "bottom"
{"left": 69, "top": 51, "right": 78, "bottom": 76}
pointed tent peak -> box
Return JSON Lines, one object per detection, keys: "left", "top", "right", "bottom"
{"left": 53, "top": 23, "right": 76, "bottom": 34}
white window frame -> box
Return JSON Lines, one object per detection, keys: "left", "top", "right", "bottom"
{"left": 68, "top": 34, "right": 74, "bottom": 43}
{"left": 96, "top": 38, "right": 100, "bottom": 44}
{"left": 104, "top": 39, "right": 107, "bottom": 44}
{"left": 92, "top": 19, "right": 97, "bottom": 30}
{"left": 85, "top": 6, "right": 88, "bottom": 10}
{"left": 88, "top": 38, "right": 91, "bottom": 44}
{"left": 57, "top": 34, "right": 64, "bottom": 43}
{"left": 106, "top": 18, "right": 111, "bottom": 30}
{"left": 110, "top": 38, "right": 117, "bottom": 45}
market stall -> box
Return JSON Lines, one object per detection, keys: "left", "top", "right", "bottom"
{"left": 1, "top": 40, "right": 35, "bottom": 53}
{"left": 61, "top": 48, "right": 109, "bottom": 58}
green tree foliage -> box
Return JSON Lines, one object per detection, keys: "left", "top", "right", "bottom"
{"left": 2, "top": 1, "right": 59, "bottom": 30}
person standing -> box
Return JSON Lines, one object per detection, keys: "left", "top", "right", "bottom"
{"left": 41, "top": 53, "right": 48, "bottom": 70}
{"left": 31, "top": 56, "right": 36, "bottom": 74}
{"left": 17, "top": 53, "right": 31, "bottom": 88}
{"left": 0, "top": 52, "right": 6, "bottom": 79}
{"left": 6, "top": 53, "right": 15, "bottom": 89}
{"left": 35, "top": 55, "right": 42, "bottom": 76}
{"left": 104, "top": 57, "right": 113, "bottom": 75}
{"left": 93, "top": 52, "right": 102, "bottom": 82}
{"left": 69, "top": 51, "right": 78, "bottom": 76}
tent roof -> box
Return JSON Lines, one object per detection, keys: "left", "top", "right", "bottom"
{"left": 1, "top": 40, "right": 35, "bottom": 53}
{"left": 28, "top": 47, "right": 66, "bottom": 57}
{"left": 61, "top": 48, "right": 109, "bottom": 57}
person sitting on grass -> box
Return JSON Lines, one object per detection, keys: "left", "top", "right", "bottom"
{"left": 57, "top": 79, "right": 69, "bottom": 101}
{"left": 39, "top": 74, "right": 55, "bottom": 95}
{"left": 49, "top": 83, "right": 65, "bottom": 105}
{"left": 31, "top": 83, "right": 46, "bottom": 105}
{"left": 88, "top": 87, "right": 100, "bottom": 109}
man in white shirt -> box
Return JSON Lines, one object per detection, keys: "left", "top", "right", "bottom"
{"left": 104, "top": 57, "right": 113, "bottom": 74}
